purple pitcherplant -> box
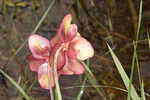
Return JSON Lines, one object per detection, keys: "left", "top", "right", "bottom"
{"left": 27, "top": 14, "right": 94, "bottom": 89}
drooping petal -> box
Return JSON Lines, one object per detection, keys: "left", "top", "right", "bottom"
{"left": 27, "top": 55, "right": 45, "bottom": 72}
{"left": 38, "top": 63, "right": 55, "bottom": 89}
{"left": 58, "top": 55, "right": 74, "bottom": 75}
{"left": 66, "top": 58, "right": 85, "bottom": 75}
{"left": 28, "top": 34, "right": 51, "bottom": 59}
{"left": 67, "top": 36, "right": 94, "bottom": 60}
{"left": 49, "top": 44, "right": 65, "bottom": 69}
{"left": 58, "top": 14, "right": 74, "bottom": 42}
{"left": 63, "top": 58, "right": 85, "bottom": 75}
{"left": 57, "top": 50, "right": 66, "bottom": 69}
{"left": 61, "top": 14, "right": 72, "bottom": 35}
{"left": 59, "top": 65, "right": 74, "bottom": 75}
{"left": 65, "top": 24, "right": 77, "bottom": 41}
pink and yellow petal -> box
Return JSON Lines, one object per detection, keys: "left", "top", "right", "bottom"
{"left": 38, "top": 63, "right": 55, "bottom": 89}
{"left": 66, "top": 58, "right": 85, "bottom": 75}
{"left": 28, "top": 34, "right": 51, "bottom": 59}
{"left": 58, "top": 14, "right": 77, "bottom": 42}
{"left": 27, "top": 55, "right": 45, "bottom": 72}
{"left": 57, "top": 50, "right": 66, "bottom": 69}
{"left": 67, "top": 36, "right": 94, "bottom": 60}
{"left": 65, "top": 24, "right": 77, "bottom": 41}
{"left": 58, "top": 56, "right": 74, "bottom": 75}
{"left": 59, "top": 65, "right": 74, "bottom": 75}
{"left": 61, "top": 14, "right": 72, "bottom": 34}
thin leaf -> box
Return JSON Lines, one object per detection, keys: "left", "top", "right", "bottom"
{"left": 82, "top": 62, "right": 107, "bottom": 100}
{"left": 7, "top": 0, "right": 56, "bottom": 65}
{"left": 129, "top": 0, "right": 143, "bottom": 99}
{"left": 107, "top": 44, "right": 140, "bottom": 100}
{"left": 147, "top": 29, "right": 150, "bottom": 49}
{"left": 16, "top": 1, "right": 28, "bottom": 7}
{"left": 76, "top": 77, "right": 87, "bottom": 100}
{"left": 28, "top": 77, "right": 37, "bottom": 91}
{"left": 0, "top": 69, "right": 31, "bottom": 100}
{"left": 136, "top": 0, "right": 142, "bottom": 39}
{"left": 141, "top": 81, "right": 146, "bottom": 100}
{"left": 127, "top": 41, "right": 136, "bottom": 100}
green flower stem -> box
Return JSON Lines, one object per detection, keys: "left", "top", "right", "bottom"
{"left": 53, "top": 46, "right": 63, "bottom": 100}
{"left": 47, "top": 66, "right": 54, "bottom": 100}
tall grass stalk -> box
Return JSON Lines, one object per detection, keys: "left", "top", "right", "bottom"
{"left": 82, "top": 62, "right": 107, "bottom": 100}
{"left": 3, "top": 0, "right": 56, "bottom": 99}
{"left": 76, "top": 77, "right": 87, "bottom": 100}
{"left": 0, "top": 69, "right": 31, "bottom": 100}
{"left": 107, "top": 44, "right": 140, "bottom": 100}
{"left": 147, "top": 29, "right": 150, "bottom": 49}
{"left": 128, "top": 0, "right": 144, "bottom": 99}
{"left": 6, "top": 0, "right": 55, "bottom": 65}
{"left": 141, "top": 81, "right": 146, "bottom": 100}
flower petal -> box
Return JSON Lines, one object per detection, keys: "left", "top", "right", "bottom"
{"left": 57, "top": 50, "right": 66, "bottom": 69}
{"left": 66, "top": 58, "right": 85, "bottom": 75}
{"left": 49, "top": 44, "right": 65, "bottom": 69}
{"left": 27, "top": 55, "right": 45, "bottom": 72}
{"left": 65, "top": 24, "right": 77, "bottom": 41}
{"left": 67, "top": 36, "right": 94, "bottom": 60}
{"left": 59, "top": 65, "right": 74, "bottom": 75}
{"left": 58, "top": 14, "right": 78, "bottom": 42}
{"left": 38, "top": 63, "right": 55, "bottom": 89}
{"left": 58, "top": 55, "right": 74, "bottom": 75}
{"left": 61, "top": 14, "right": 72, "bottom": 35}
{"left": 28, "top": 34, "right": 50, "bottom": 59}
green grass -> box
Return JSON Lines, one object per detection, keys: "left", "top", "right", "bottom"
{"left": 76, "top": 77, "right": 87, "bottom": 100}
{"left": 107, "top": 44, "right": 140, "bottom": 100}
{"left": 7, "top": 0, "right": 56, "bottom": 64}
{"left": 147, "top": 29, "right": 150, "bottom": 49}
{"left": 1, "top": 0, "right": 56, "bottom": 100}
{"left": 82, "top": 61, "right": 107, "bottom": 100}
{"left": 0, "top": 69, "right": 32, "bottom": 100}
{"left": 2, "top": 0, "right": 148, "bottom": 99}
{"left": 128, "top": 0, "right": 144, "bottom": 100}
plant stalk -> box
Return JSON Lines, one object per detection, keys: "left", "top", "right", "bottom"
{"left": 47, "top": 66, "right": 54, "bottom": 100}
{"left": 53, "top": 46, "right": 63, "bottom": 100}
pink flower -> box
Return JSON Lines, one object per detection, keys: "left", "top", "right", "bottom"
{"left": 27, "top": 14, "right": 94, "bottom": 89}
{"left": 27, "top": 34, "right": 55, "bottom": 89}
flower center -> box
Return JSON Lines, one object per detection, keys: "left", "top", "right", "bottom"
{"left": 62, "top": 42, "right": 69, "bottom": 51}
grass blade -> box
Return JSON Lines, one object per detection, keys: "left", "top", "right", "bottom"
{"left": 107, "top": 44, "right": 140, "bottom": 100}
{"left": 7, "top": 0, "right": 55, "bottom": 64}
{"left": 147, "top": 29, "right": 150, "bottom": 49}
{"left": 127, "top": 42, "right": 136, "bottom": 100}
{"left": 136, "top": 0, "right": 142, "bottom": 38}
{"left": 82, "top": 62, "right": 107, "bottom": 100}
{"left": 128, "top": 0, "right": 143, "bottom": 99}
{"left": 0, "top": 69, "right": 31, "bottom": 100}
{"left": 76, "top": 77, "right": 87, "bottom": 100}
{"left": 141, "top": 81, "right": 146, "bottom": 100}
